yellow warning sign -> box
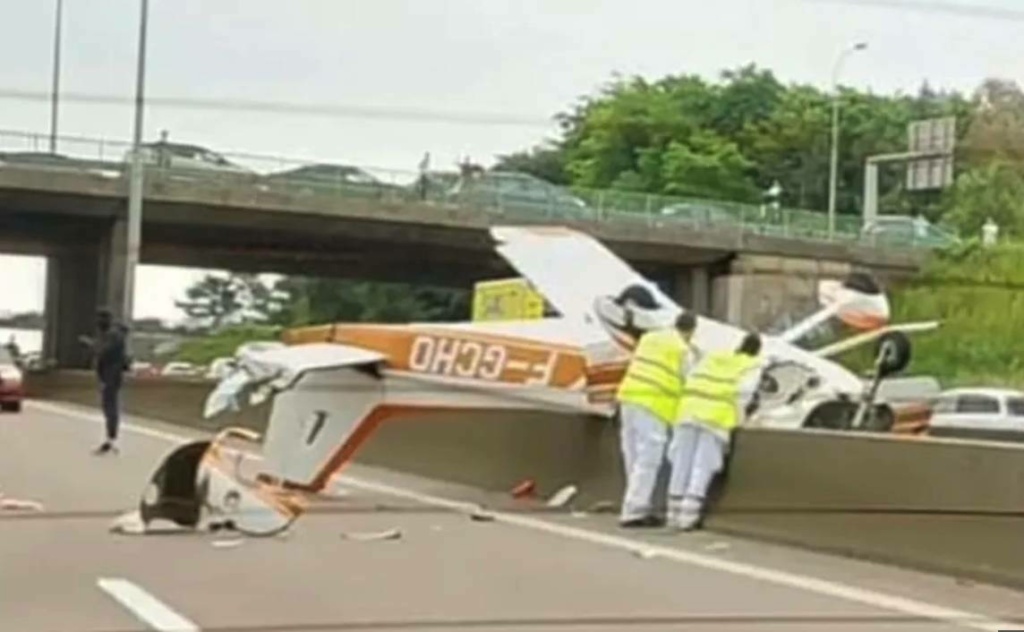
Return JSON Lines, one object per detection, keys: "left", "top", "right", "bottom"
{"left": 472, "top": 278, "right": 545, "bottom": 321}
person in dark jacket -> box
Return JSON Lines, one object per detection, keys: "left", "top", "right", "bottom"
{"left": 80, "top": 309, "right": 130, "bottom": 455}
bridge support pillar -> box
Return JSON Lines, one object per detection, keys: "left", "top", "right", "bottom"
{"left": 42, "top": 217, "right": 129, "bottom": 369}
{"left": 43, "top": 248, "right": 102, "bottom": 369}
{"left": 710, "top": 256, "right": 852, "bottom": 329}
{"left": 673, "top": 266, "right": 711, "bottom": 315}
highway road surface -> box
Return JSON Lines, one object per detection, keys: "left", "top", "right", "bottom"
{"left": 2, "top": 401, "right": 1024, "bottom": 632}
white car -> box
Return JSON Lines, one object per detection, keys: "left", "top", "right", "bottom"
{"left": 927, "top": 387, "right": 1024, "bottom": 442}
{"left": 124, "top": 141, "right": 252, "bottom": 175}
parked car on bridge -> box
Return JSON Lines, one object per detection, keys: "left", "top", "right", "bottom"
{"left": 927, "top": 387, "right": 1024, "bottom": 442}
{"left": 124, "top": 141, "right": 253, "bottom": 176}
{"left": 658, "top": 202, "right": 742, "bottom": 228}
{"left": 861, "top": 215, "right": 960, "bottom": 249}
{"left": 263, "top": 163, "right": 397, "bottom": 200}
{"left": 445, "top": 170, "right": 593, "bottom": 220}
{"left": 0, "top": 346, "right": 24, "bottom": 412}
{"left": 0, "top": 151, "right": 75, "bottom": 168}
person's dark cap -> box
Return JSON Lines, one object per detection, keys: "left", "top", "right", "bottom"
{"left": 675, "top": 311, "right": 697, "bottom": 333}
{"left": 738, "top": 332, "right": 762, "bottom": 356}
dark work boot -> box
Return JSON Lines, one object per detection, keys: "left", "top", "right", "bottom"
{"left": 619, "top": 514, "right": 665, "bottom": 529}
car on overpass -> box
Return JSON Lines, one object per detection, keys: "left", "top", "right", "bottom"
{"left": 657, "top": 201, "right": 742, "bottom": 228}
{"left": 0, "top": 346, "right": 24, "bottom": 412}
{"left": 861, "top": 215, "right": 960, "bottom": 249}
{"left": 262, "top": 163, "right": 399, "bottom": 200}
{"left": 445, "top": 170, "right": 594, "bottom": 220}
{"left": 123, "top": 141, "right": 254, "bottom": 177}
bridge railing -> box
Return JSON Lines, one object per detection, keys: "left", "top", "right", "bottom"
{"left": 0, "top": 129, "right": 936, "bottom": 249}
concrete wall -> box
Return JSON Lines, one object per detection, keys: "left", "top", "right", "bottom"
{"left": 25, "top": 371, "right": 1024, "bottom": 591}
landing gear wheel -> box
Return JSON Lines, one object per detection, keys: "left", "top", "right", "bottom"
{"left": 862, "top": 404, "right": 895, "bottom": 432}
{"left": 875, "top": 331, "right": 912, "bottom": 378}
{"left": 803, "top": 401, "right": 895, "bottom": 433}
{"left": 803, "top": 401, "right": 857, "bottom": 431}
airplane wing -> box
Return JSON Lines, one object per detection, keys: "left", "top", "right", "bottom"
{"left": 489, "top": 226, "right": 681, "bottom": 326}
{"left": 204, "top": 342, "right": 386, "bottom": 418}
{"left": 812, "top": 322, "right": 941, "bottom": 359}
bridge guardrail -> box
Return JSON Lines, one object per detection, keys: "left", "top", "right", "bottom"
{"left": 0, "top": 128, "right": 940, "bottom": 250}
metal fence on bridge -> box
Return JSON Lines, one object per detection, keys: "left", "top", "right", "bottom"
{"left": 0, "top": 129, "right": 939, "bottom": 249}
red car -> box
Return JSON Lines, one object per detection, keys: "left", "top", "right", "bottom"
{"left": 0, "top": 347, "right": 24, "bottom": 412}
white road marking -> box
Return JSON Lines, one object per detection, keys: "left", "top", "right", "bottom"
{"left": 97, "top": 578, "right": 200, "bottom": 631}
{"left": 35, "top": 400, "right": 1018, "bottom": 632}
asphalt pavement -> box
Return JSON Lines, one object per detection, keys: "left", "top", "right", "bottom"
{"left": 2, "top": 400, "right": 1024, "bottom": 632}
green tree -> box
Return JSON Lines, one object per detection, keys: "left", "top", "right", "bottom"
{"left": 176, "top": 273, "right": 279, "bottom": 330}
{"left": 943, "top": 161, "right": 1024, "bottom": 237}
{"left": 493, "top": 144, "right": 569, "bottom": 185}
{"left": 506, "top": 64, "right": 975, "bottom": 221}
{"left": 267, "top": 277, "right": 470, "bottom": 327}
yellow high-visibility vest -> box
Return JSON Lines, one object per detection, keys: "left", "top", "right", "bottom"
{"left": 677, "top": 351, "right": 759, "bottom": 434}
{"left": 615, "top": 328, "right": 688, "bottom": 424}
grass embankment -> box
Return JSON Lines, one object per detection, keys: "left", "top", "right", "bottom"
{"left": 173, "top": 324, "right": 281, "bottom": 366}
{"left": 841, "top": 241, "right": 1024, "bottom": 389}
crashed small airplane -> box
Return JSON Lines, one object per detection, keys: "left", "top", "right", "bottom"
{"left": 119, "top": 226, "right": 938, "bottom": 537}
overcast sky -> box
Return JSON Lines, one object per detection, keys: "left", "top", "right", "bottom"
{"left": 2, "top": 0, "right": 1023, "bottom": 321}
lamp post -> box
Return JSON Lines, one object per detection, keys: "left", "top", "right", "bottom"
{"left": 49, "top": 0, "right": 64, "bottom": 153}
{"left": 827, "top": 41, "right": 868, "bottom": 239}
{"left": 123, "top": 0, "right": 149, "bottom": 323}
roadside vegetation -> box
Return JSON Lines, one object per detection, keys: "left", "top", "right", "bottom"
{"left": 889, "top": 241, "right": 1024, "bottom": 388}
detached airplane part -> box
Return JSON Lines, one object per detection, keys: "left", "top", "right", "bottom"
{"left": 121, "top": 225, "right": 939, "bottom": 536}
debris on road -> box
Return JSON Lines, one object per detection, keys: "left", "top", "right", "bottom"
{"left": 468, "top": 508, "right": 496, "bottom": 522}
{"left": 570, "top": 511, "right": 588, "bottom": 519}
{"left": 633, "top": 548, "right": 659, "bottom": 560}
{"left": 0, "top": 497, "right": 44, "bottom": 511}
{"left": 586, "top": 500, "right": 617, "bottom": 514}
{"left": 109, "top": 511, "right": 146, "bottom": 535}
{"left": 546, "top": 484, "right": 578, "bottom": 508}
{"left": 213, "top": 538, "right": 245, "bottom": 548}
{"left": 340, "top": 528, "right": 403, "bottom": 541}
{"left": 510, "top": 479, "right": 536, "bottom": 499}
{"left": 705, "top": 541, "right": 730, "bottom": 553}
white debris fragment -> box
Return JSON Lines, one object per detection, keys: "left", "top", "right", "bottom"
{"left": 546, "top": 485, "right": 578, "bottom": 508}
{"left": 0, "top": 498, "right": 44, "bottom": 512}
{"left": 705, "top": 541, "right": 730, "bottom": 553}
{"left": 468, "top": 509, "right": 496, "bottom": 522}
{"left": 340, "top": 528, "right": 403, "bottom": 541}
{"left": 586, "top": 500, "right": 616, "bottom": 514}
{"left": 109, "top": 511, "right": 147, "bottom": 535}
{"left": 570, "top": 511, "right": 588, "bottom": 519}
{"left": 633, "top": 548, "right": 659, "bottom": 560}
{"left": 212, "top": 538, "right": 245, "bottom": 548}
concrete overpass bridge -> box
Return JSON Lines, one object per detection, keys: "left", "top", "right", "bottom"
{"left": 0, "top": 134, "right": 927, "bottom": 368}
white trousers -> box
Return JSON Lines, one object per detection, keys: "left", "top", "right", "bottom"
{"left": 667, "top": 421, "right": 728, "bottom": 529}
{"left": 618, "top": 403, "right": 669, "bottom": 521}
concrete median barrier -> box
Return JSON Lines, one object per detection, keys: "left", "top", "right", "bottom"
{"left": 25, "top": 371, "right": 1024, "bottom": 590}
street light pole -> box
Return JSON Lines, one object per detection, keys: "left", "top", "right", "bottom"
{"left": 49, "top": 0, "right": 64, "bottom": 153}
{"left": 123, "top": 0, "right": 149, "bottom": 323}
{"left": 827, "top": 41, "right": 867, "bottom": 240}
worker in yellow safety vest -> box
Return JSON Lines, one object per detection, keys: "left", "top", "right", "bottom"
{"left": 667, "top": 332, "right": 763, "bottom": 531}
{"left": 615, "top": 311, "right": 699, "bottom": 528}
